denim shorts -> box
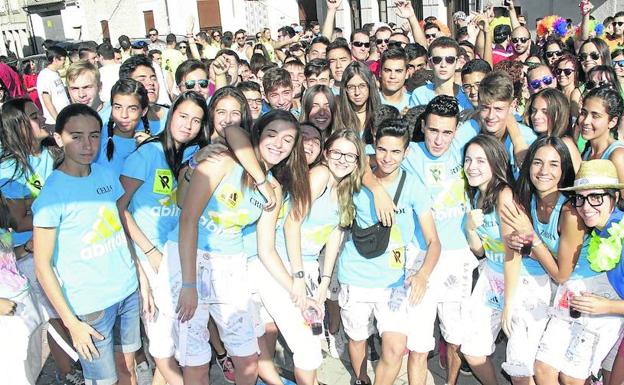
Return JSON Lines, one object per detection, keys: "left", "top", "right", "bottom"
{"left": 77, "top": 290, "right": 141, "bottom": 385}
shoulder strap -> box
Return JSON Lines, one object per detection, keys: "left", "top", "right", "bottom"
{"left": 392, "top": 171, "right": 407, "bottom": 205}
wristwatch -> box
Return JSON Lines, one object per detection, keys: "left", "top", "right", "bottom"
{"left": 293, "top": 271, "right": 305, "bottom": 279}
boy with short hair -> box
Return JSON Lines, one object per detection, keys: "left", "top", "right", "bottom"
{"left": 37, "top": 46, "right": 70, "bottom": 128}
{"left": 326, "top": 40, "right": 352, "bottom": 93}
{"left": 66, "top": 61, "right": 106, "bottom": 117}
{"left": 379, "top": 47, "right": 414, "bottom": 113}
{"left": 262, "top": 67, "right": 298, "bottom": 117}
{"left": 304, "top": 58, "right": 331, "bottom": 88}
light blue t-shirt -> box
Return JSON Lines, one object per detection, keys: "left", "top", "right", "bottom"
{"left": 474, "top": 197, "right": 506, "bottom": 274}
{"left": 100, "top": 105, "right": 168, "bottom": 136}
{"left": 409, "top": 83, "right": 473, "bottom": 111}
{"left": 379, "top": 90, "right": 414, "bottom": 112}
{"left": 95, "top": 134, "right": 137, "bottom": 177}
{"left": 582, "top": 141, "right": 624, "bottom": 161}
{"left": 242, "top": 193, "right": 286, "bottom": 262}
{"left": 338, "top": 171, "right": 431, "bottom": 288}
{"left": 0, "top": 148, "right": 55, "bottom": 246}
{"left": 31, "top": 163, "right": 138, "bottom": 315}
{"left": 168, "top": 163, "right": 265, "bottom": 254}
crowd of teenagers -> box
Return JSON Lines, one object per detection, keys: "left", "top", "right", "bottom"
{"left": 2, "top": 0, "right": 624, "bottom": 385}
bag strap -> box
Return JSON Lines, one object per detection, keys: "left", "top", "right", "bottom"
{"left": 392, "top": 171, "right": 407, "bottom": 205}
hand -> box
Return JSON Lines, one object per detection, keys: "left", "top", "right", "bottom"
{"left": 68, "top": 319, "right": 104, "bottom": 361}
{"left": 176, "top": 287, "right": 198, "bottom": 323}
{"left": 395, "top": 0, "right": 416, "bottom": 19}
{"left": 500, "top": 201, "right": 532, "bottom": 232}
{"left": 400, "top": 21, "right": 411, "bottom": 33}
{"left": 0, "top": 298, "right": 16, "bottom": 316}
{"left": 372, "top": 187, "right": 396, "bottom": 227}
{"left": 193, "top": 143, "right": 230, "bottom": 164}
{"left": 139, "top": 279, "right": 157, "bottom": 322}
{"left": 505, "top": 0, "right": 514, "bottom": 10}
{"left": 315, "top": 279, "right": 330, "bottom": 304}
{"left": 466, "top": 208, "right": 484, "bottom": 231}
{"left": 291, "top": 278, "right": 307, "bottom": 309}
{"left": 326, "top": 0, "right": 343, "bottom": 11}
{"left": 147, "top": 250, "right": 163, "bottom": 274}
{"left": 571, "top": 292, "right": 615, "bottom": 315}
{"left": 256, "top": 181, "right": 277, "bottom": 211}
{"left": 303, "top": 297, "right": 324, "bottom": 318}
{"left": 134, "top": 131, "right": 151, "bottom": 144}
{"left": 501, "top": 305, "right": 513, "bottom": 337}
{"left": 580, "top": 0, "right": 593, "bottom": 16}
{"left": 504, "top": 230, "right": 527, "bottom": 253}
{"left": 212, "top": 55, "right": 229, "bottom": 77}
{"left": 472, "top": 13, "right": 487, "bottom": 31}
{"left": 186, "top": 16, "right": 195, "bottom": 35}
{"left": 405, "top": 273, "right": 427, "bottom": 305}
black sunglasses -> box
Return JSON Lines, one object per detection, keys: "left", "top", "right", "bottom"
{"left": 545, "top": 50, "right": 562, "bottom": 58}
{"left": 586, "top": 80, "right": 610, "bottom": 91}
{"left": 511, "top": 37, "right": 530, "bottom": 44}
{"left": 376, "top": 38, "right": 389, "bottom": 45}
{"left": 614, "top": 21, "right": 624, "bottom": 27}
{"left": 352, "top": 41, "right": 370, "bottom": 48}
{"left": 183, "top": 79, "right": 209, "bottom": 89}
{"left": 425, "top": 33, "right": 437, "bottom": 39}
{"left": 555, "top": 68, "right": 574, "bottom": 76}
{"left": 430, "top": 56, "right": 457, "bottom": 65}
{"left": 579, "top": 51, "right": 600, "bottom": 61}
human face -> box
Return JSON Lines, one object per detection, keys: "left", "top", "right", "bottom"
{"left": 389, "top": 34, "right": 409, "bottom": 48}
{"left": 266, "top": 85, "right": 293, "bottom": 111}
{"left": 149, "top": 30, "right": 158, "bottom": 42}
{"left": 301, "top": 124, "right": 322, "bottom": 165}
{"left": 307, "top": 42, "right": 327, "bottom": 60}
{"left": 151, "top": 53, "right": 162, "bottom": 66}
{"left": 54, "top": 115, "right": 101, "bottom": 167}
{"left": 235, "top": 33, "right": 246, "bottom": 47}
{"left": 112, "top": 94, "right": 146, "bottom": 137}
{"left": 555, "top": 60, "right": 576, "bottom": 88}
{"left": 478, "top": 100, "right": 514, "bottom": 137}
{"left": 462, "top": 72, "right": 486, "bottom": 107}
{"left": 380, "top": 58, "right": 407, "bottom": 93}
{"left": 258, "top": 120, "right": 297, "bottom": 168}
{"left": 407, "top": 56, "right": 427, "bottom": 77}
{"left": 328, "top": 48, "right": 352, "bottom": 83}
{"left": 578, "top": 96, "right": 618, "bottom": 141}
{"left": 180, "top": 68, "right": 210, "bottom": 100}
{"left": 614, "top": 15, "right": 624, "bottom": 37}
{"left": 25, "top": 101, "right": 47, "bottom": 142}
{"left": 574, "top": 189, "right": 614, "bottom": 229}
{"left": 213, "top": 96, "right": 242, "bottom": 138}
{"left": 587, "top": 71, "right": 611, "bottom": 91}
{"left": 312, "top": 24, "right": 321, "bottom": 35}
{"left": 529, "top": 96, "right": 550, "bottom": 134}
{"left": 527, "top": 67, "right": 556, "bottom": 94}
{"left": 351, "top": 32, "right": 370, "bottom": 61}
{"left": 613, "top": 53, "right": 624, "bottom": 79}
{"left": 464, "top": 143, "right": 493, "bottom": 191}
{"left": 424, "top": 28, "right": 439, "bottom": 45}
{"left": 114, "top": 52, "right": 122, "bottom": 63}
{"left": 327, "top": 137, "right": 359, "bottom": 179}
{"left": 131, "top": 65, "right": 159, "bottom": 103}
{"left": 429, "top": 47, "right": 457, "bottom": 82}
{"left": 374, "top": 135, "right": 407, "bottom": 176}
{"left": 423, "top": 114, "right": 457, "bottom": 157}
{"left": 510, "top": 27, "right": 531, "bottom": 55}
{"left": 308, "top": 92, "right": 331, "bottom": 131}
{"left": 306, "top": 70, "right": 331, "bottom": 87}
{"left": 285, "top": 65, "right": 305, "bottom": 97}
{"left": 169, "top": 100, "right": 203, "bottom": 147}
{"left": 68, "top": 72, "right": 101, "bottom": 108}
{"left": 543, "top": 43, "right": 563, "bottom": 66}
{"left": 529, "top": 145, "right": 562, "bottom": 194}
{"left": 239, "top": 65, "right": 252, "bottom": 82}
{"left": 213, "top": 31, "right": 222, "bottom": 42}
{"left": 579, "top": 43, "right": 603, "bottom": 73}
{"left": 83, "top": 51, "right": 98, "bottom": 65}
{"left": 243, "top": 90, "right": 262, "bottom": 120}
{"left": 345, "top": 74, "right": 369, "bottom": 108}
{"left": 375, "top": 29, "right": 392, "bottom": 54}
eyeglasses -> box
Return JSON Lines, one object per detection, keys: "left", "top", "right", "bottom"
{"left": 430, "top": 56, "right": 457, "bottom": 65}
{"left": 579, "top": 51, "right": 600, "bottom": 62}
{"left": 179, "top": 45, "right": 188, "bottom": 50}
{"left": 246, "top": 98, "right": 263, "bottom": 106}
{"left": 613, "top": 60, "right": 624, "bottom": 67}
{"left": 375, "top": 38, "right": 389, "bottom": 45}
{"left": 586, "top": 80, "right": 610, "bottom": 91}
{"left": 345, "top": 83, "right": 368, "bottom": 93}
{"left": 213, "top": 34, "right": 221, "bottom": 38}
{"left": 555, "top": 68, "right": 574, "bottom": 76}
{"left": 571, "top": 193, "right": 611, "bottom": 208}
{"left": 529, "top": 75, "right": 553, "bottom": 90}
{"left": 462, "top": 82, "right": 481, "bottom": 91}
{"left": 183, "top": 79, "right": 209, "bottom": 89}
{"left": 545, "top": 50, "right": 562, "bottom": 59}
{"left": 511, "top": 37, "right": 530, "bottom": 44}
{"left": 327, "top": 149, "right": 358, "bottom": 163}
{"left": 352, "top": 41, "right": 370, "bottom": 48}
{"left": 425, "top": 33, "right": 437, "bottom": 39}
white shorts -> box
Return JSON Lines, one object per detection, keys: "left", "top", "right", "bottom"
{"left": 249, "top": 258, "right": 323, "bottom": 370}
{"left": 0, "top": 289, "right": 47, "bottom": 385}
{"left": 16, "top": 254, "right": 57, "bottom": 318}
{"left": 536, "top": 273, "right": 624, "bottom": 379}
{"left": 461, "top": 264, "right": 551, "bottom": 377}
{"left": 166, "top": 241, "right": 259, "bottom": 367}
{"left": 339, "top": 284, "right": 409, "bottom": 342}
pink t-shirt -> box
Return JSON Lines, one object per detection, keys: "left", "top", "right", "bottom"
{"left": 0, "top": 230, "right": 28, "bottom": 299}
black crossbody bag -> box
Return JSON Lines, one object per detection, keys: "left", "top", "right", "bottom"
{"left": 351, "top": 171, "right": 406, "bottom": 259}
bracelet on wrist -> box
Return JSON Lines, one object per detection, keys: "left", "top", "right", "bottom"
{"left": 144, "top": 246, "right": 156, "bottom": 255}
{"left": 322, "top": 274, "right": 332, "bottom": 280}
{"left": 181, "top": 282, "right": 196, "bottom": 289}
{"left": 254, "top": 178, "right": 268, "bottom": 188}
{"left": 532, "top": 238, "right": 543, "bottom": 249}
{"left": 188, "top": 156, "right": 199, "bottom": 170}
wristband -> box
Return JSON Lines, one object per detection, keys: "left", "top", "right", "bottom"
{"left": 181, "top": 282, "right": 196, "bottom": 289}
{"left": 322, "top": 275, "right": 332, "bottom": 280}
{"left": 531, "top": 238, "right": 543, "bottom": 249}
{"left": 144, "top": 246, "right": 156, "bottom": 255}
{"left": 254, "top": 178, "right": 268, "bottom": 188}
{"left": 188, "top": 155, "right": 199, "bottom": 170}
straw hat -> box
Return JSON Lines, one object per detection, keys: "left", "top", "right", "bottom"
{"left": 560, "top": 159, "right": 624, "bottom": 191}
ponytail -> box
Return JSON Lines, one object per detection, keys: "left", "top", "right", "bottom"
{"left": 106, "top": 117, "right": 115, "bottom": 161}
{"left": 142, "top": 114, "right": 151, "bottom": 136}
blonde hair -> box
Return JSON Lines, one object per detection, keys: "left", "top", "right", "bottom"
{"left": 66, "top": 60, "right": 100, "bottom": 85}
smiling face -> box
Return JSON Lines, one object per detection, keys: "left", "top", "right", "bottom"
{"left": 528, "top": 66, "right": 556, "bottom": 94}
{"left": 326, "top": 137, "right": 359, "bottom": 179}
{"left": 464, "top": 143, "right": 493, "bottom": 190}
{"left": 511, "top": 27, "right": 531, "bottom": 55}
{"left": 574, "top": 188, "right": 614, "bottom": 228}
{"left": 556, "top": 59, "right": 576, "bottom": 88}
{"left": 578, "top": 96, "right": 618, "bottom": 141}
{"left": 529, "top": 145, "right": 562, "bottom": 194}
{"left": 478, "top": 99, "right": 514, "bottom": 137}
{"left": 301, "top": 124, "right": 322, "bottom": 165}
{"left": 213, "top": 96, "right": 242, "bottom": 138}
{"left": 529, "top": 95, "right": 550, "bottom": 134}
{"left": 462, "top": 71, "right": 486, "bottom": 107}
{"left": 243, "top": 90, "right": 262, "bottom": 120}
{"left": 169, "top": 100, "right": 203, "bottom": 147}
{"left": 380, "top": 58, "right": 407, "bottom": 94}
{"left": 579, "top": 42, "right": 604, "bottom": 73}
{"left": 25, "top": 101, "right": 48, "bottom": 142}
{"left": 131, "top": 65, "right": 159, "bottom": 103}
{"left": 266, "top": 85, "right": 293, "bottom": 111}
{"left": 374, "top": 135, "right": 407, "bottom": 176}
{"left": 258, "top": 119, "right": 297, "bottom": 167}
{"left": 308, "top": 92, "right": 332, "bottom": 132}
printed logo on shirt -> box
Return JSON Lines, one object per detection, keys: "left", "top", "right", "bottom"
{"left": 425, "top": 163, "right": 445, "bottom": 187}
{"left": 388, "top": 226, "right": 405, "bottom": 269}
{"left": 302, "top": 224, "right": 336, "bottom": 248}
{"left": 26, "top": 173, "right": 44, "bottom": 197}
{"left": 152, "top": 188, "right": 180, "bottom": 217}
{"left": 80, "top": 206, "right": 125, "bottom": 260}
{"left": 216, "top": 184, "right": 242, "bottom": 209}
{"left": 153, "top": 169, "right": 173, "bottom": 195}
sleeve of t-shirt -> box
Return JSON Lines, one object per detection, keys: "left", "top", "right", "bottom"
{"left": 409, "top": 174, "right": 432, "bottom": 215}
{"left": 32, "top": 183, "right": 63, "bottom": 228}
{"left": 455, "top": 119, "right": 480, "bottom": 148}
{"left": 0, "top": 163, "right": 28, "bottom": 199}
{"left": 121, "top": 146, "right": 150, "bottom": 182}
{"left": 519, "top": 123, "right": 538, "bottom": 146}
{"left": 36, "top": 70, "right": 53, "bottom": 94}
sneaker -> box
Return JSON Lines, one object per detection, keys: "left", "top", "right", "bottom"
{"left": 354, "top": 380, "right": 371, "bottom": 385}
{"left": 63, "top": 367, "right": 85, "bottom": 385}
{"left": 216, "top": 354, "right": 236, "bottom": 384}
{"left": 460, "top": 359, "right": 473, "bottom": 376}
{"left": 135, "top": 361, "right": 153, "bottom": 385}
{"left": 438, "top": 339, "right": 448, "bottom": 370}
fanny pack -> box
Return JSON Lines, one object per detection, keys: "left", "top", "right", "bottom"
{"left": 351, "top": 171, "right": 406, "bottom": 259}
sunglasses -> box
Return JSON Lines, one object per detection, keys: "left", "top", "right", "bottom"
{"left": 376, "top": 38, "right": 389, "bottom": 45}
{"left": 571, "top": 193, "right": 611, "bottom": 208}
{"left": 352, "top": 41, "right": 371, "bottom": 48}
{"left": 149, "top": 33, "right": 158, "bottom": 37}
{"left": 555, "top": 68, "right": 574, "bottom": 76}
{"left": 430, "top": 56, "right": 457, "bottom": 65}
{"left": 545, "top": 50, "right": 562, "bottom": 59}
{"left": 614, "top": 21, "right": 624, "bottom": 27}
{"left": 425, "top": 33, "right": 437, "bottom": 39}
{"left": 183, "top": 79, "right": 209, "bottom": 89}
{"left": 529, "top": 75, "right": 553, "bottom": 90}
{"left": 613, "top": 60, "right": 624, "bottom": 67}
{"left": 579, "top": 51, "right": 600, "bottom": 61}
{"left": 511, "top": 37, "right": 530, "bottom": 44}
{"left": 586, "top": 80, "right": 609, "bottom": 91}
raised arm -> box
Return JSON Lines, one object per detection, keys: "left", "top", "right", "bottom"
{"left": 507, "top": 0, "right": 521, "bottom": 30}
{"left": 395, "top": 0, "right": 428, "bottom": 47}
{"left": 322, "top": 0, "right": 342, "bottom": 40}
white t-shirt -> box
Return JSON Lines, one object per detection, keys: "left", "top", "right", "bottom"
{"left": 37, "top": 67, "right": 70, "bottom": 124}
{"left": 99, "top": 63, "right": 121, "bottom": 103}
